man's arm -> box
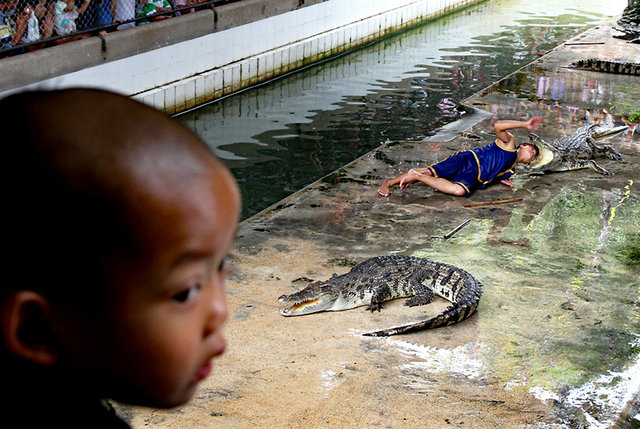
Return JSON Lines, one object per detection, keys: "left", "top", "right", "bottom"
{"left": 494, "top": 117, "right": 542, "bottom": 149}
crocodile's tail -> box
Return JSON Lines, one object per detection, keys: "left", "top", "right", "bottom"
{"left": 570, "top": 58, "right": 640, "bottom": 76}
{"left": 362, "top": 301, "right": 479, "bottom": 337}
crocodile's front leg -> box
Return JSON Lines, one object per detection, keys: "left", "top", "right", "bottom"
{"left": 564, "top": 156, "right": 613, "bottom": 175}
{"left": 586, "top": 159, "right": 613, "bottom": 175}
{"left": 592, "top": 142, "right": 623, "bottom": 160}
{"left": 586, "top": 135, "right": 622, "bottom": 160}
{"left": 366, "top": 281, "right": 393, "bottom": 312}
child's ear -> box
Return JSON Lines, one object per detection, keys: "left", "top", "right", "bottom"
{"left": 1, "top": 291, "right": 58, "bottom": 366}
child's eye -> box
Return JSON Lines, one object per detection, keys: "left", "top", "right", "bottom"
{"left": 219, "top": 256, "right": 231, "bottom": 272}
{"left": 173, "top": 283, "right": 201, "bottom": 303}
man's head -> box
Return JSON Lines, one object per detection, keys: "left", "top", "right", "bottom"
{"left": 0, "top": 88, "right": 240, "bottom": 407}
{"left": 517, "top": 142, "right": 539, "bottom": 164}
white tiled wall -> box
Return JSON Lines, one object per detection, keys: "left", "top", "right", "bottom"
{"left": 142, "top": 0, "right": 480, "bottom": 113}
{"left": 10, "top": 0, "right": 480, "bottom": 113}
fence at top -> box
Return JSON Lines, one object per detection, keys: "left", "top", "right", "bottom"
{"left": 0, "top": 0, "right": 239, "bottom": 57}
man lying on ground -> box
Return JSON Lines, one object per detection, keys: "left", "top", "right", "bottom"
{"left": 377, "top": 116, "right": 542, "bottom": 197}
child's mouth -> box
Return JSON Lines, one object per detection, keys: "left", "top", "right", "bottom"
{"left": 195, "top": 361, "right": 212, "bottom": 382}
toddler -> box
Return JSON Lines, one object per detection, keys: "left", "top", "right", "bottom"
{"left": 0, "top": 88, "right": 240, "bottom": 427}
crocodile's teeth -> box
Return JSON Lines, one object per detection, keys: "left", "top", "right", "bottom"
{"left": 529, "top": 142, "right": 555, "bottom": 169}
{"left": 289, "top": 297, "right": 322, "bottom": 312}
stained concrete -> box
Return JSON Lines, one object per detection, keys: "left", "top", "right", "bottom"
{"left": 121, "top": 19, "right": 640, "bottom": 428}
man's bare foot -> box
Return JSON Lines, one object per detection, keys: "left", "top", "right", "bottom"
{"left": 500, "top": 179, "right": 514, "bottom": 188}
{"left": 378, "top": 181, "right": 390, "bottom": 197}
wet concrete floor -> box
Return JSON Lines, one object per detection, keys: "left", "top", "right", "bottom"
{"left": 122, "top": 19, "right": 640, "bottom": 428}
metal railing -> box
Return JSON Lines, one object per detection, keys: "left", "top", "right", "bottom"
{"left": 0, "top": 0, "right": 238, "bottom": 57}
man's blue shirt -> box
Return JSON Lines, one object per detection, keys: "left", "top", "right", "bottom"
{"left": 427, "top": 140, "right": 517, "bottom": 196}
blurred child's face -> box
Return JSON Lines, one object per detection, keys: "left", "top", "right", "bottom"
{"left": 55, "top": 156, "right": 240, "bottom": 408}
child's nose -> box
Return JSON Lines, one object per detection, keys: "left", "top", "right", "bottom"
{"left": 203, "top": 287, "right": 228, "bottom": 338}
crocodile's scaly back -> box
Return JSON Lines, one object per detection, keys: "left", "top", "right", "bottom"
{"left": 278, "top": 255, "right": 483, "bottom": 337}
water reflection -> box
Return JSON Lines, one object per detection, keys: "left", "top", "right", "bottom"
{"left": 481, "top": 70, "right": 640, "bottom": 156}
{"left": 486, "top": 65, "right": 640, "bottom": 113}
{"left": 176, "top": 0, "right": 627, "bottom": 219}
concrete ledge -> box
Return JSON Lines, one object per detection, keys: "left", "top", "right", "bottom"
{"left": 103, "top": 11, "right": 216, "bottom": 62}
{"left": 214, "top": 0, "right": 317, "bottom": 31}
{"left": 0, "top": 37, "right": 104, "bottom": 89}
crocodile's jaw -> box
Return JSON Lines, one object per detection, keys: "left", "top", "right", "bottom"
{"left": 528, "top": 140, "right": 556, "bottom": 171}
{"left": 592, "top": 125, "right": 629, "bottom": 139}
{"left": 279, "top": 292, "right": 338, "bottom": 316}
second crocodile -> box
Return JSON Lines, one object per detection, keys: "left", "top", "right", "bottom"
{"left": 528, "top": 123, "right": 628, "bottom": 175}
{"left": 278, "top": 255, "right": 483, "bottom": 337}
{"left": 613, "top": 0, "right": 640, "bottom": 43}
{"left": 569, "top": 58, "right": 640, "bottom": 76}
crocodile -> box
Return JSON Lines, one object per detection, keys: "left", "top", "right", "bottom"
{"left": 569, "top": 58, "right": 640, "bottom": 76}
{"left": 613, "top": 0, "right": 640, "bottom": 43}
{"left": 528, "top": 123, "right": 628, "bottom": 175}
{"left": 278, "top": 255, "right": 483, "bottom": 337}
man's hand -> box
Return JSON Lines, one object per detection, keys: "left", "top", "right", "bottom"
{"left": 526, "top": 116, "right": 542, "bottom": 132}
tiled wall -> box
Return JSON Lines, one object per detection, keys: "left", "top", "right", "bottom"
{"left": 131, "top": 0, "right": 481, "bottom": 113}
{"left": 7, "top": 0, "right": 480, "bottom": 113}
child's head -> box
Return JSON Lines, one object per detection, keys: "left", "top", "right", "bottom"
{"left": 0, "top": 88, "right": 240, "bottom": 408}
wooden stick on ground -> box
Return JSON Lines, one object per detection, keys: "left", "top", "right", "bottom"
{"left": 443, "top": 218, "right": 471, "bottom": 239}
{"left": 464, "top": 198, "right": 523, "bottom": 208}
{"left": 429, "top": 218, "right": 471, "bottom": 239}
{"left": 564, "top": 42, "right": 605, "bottom": 46}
